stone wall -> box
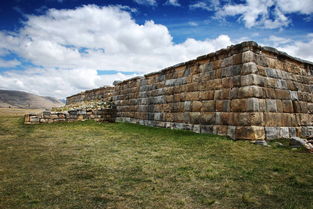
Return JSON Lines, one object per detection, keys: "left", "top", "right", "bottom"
{"left": 24, "top": 108, "right": 116, "bottom": 124}
{"left": 66, "top": 86, "right": 114, "bottom": 105}
{"left": 66, "top": 41, "right": 313, "bottom": 140}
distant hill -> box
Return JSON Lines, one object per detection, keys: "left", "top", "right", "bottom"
{"left": 0, "top": 90, "right": 64, "bottom": 109}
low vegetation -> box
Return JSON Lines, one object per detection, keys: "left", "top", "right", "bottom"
{"left": 0, "top": 108, "right": 313, "bottom": 209}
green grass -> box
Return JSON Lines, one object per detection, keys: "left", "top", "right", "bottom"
{"left": 0, "top": 113, "right": 313, "bottom": 209}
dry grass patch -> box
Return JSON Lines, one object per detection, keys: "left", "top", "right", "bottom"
{"left": 0, "top": 114, "right": 313, "bottom": 209}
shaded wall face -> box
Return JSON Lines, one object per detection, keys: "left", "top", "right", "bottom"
{"left": 113, "top": 49, "right": 313, "bottom": 140}
{"left": 252, "top": 51, "right": 313, "bottom": 139}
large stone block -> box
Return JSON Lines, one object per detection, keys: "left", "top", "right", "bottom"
{"left": 238, "top": 86, "right": 263, "bottom": 98}
{"left": 236, "top": 126, "right": 265, "bottom": 140}
{"left": 192, "top": 101, "right": 202, "bottom": 112}
{"left": 185, "top": 91, "right": 199, "bottom": 101}
{"left": 301, "top": 126, "right": 313, "bottom": 138}
{"left": 222, "top": 77, "right": 234, "bottom": 88}
{"left": 227, "top": 126, "right": 236, "bottom": 139}
{"left": 216, "top": 100, "right": 230, "bottom": 112}
{"left": 201, "top": 100, "right": 215, "bottom": 112}
{"left": 234, "top": 112, "right": 263, "bottom": 126}
{"left": 282, "top": 100, "right": 294, "bottom": 113}
{"left": 220, "top": 112, "right": 234, "bottom": 125}
{"left": 275, "top": 89, "right": 290, "bottom": 100}
{"left": 201, "top": 125, "right": 214, "bottom": 134}
{"left": 190, "top": 112, "right": 201, "bottom": 124}
{"left": 264, "top": 113, "right": 282, "bottom": 126}
{"left": 199, "top": 91, "right": 214, "bottom": 100}
{"left": 242, "top": 51, "right": 255, "bottom": 63}
{"left": 246, "top": 98, "right": 260, "bottom": 112}
{"left": 265, "top": 127, "right": 279, "bottom": 140}
{"left": 230, "top": 99, "right": 247, "bottom": 112}
{"left": 200, "top": 112, "right": 215, "bottom": 124}
{"left": 241, "top": 62, "right": 258, "bottom": 75}
{"left": 266, "top": 99, "right": 277, "bottom": 112}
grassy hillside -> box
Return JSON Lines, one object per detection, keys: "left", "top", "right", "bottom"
{"left": 0, "top": 110, "right": 312, "bottom": 209}
{"left": 0, "top": 89, "right": 63, "bottom": 109}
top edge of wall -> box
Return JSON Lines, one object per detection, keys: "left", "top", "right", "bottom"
{"left": 67, "top": 41, "right": 313, "bottom": 99}
{"left": 113, "top": 41, "right": 313, "bottom": 86}
{"left": 67, "top": 85, "right": 114, "bottom": 99}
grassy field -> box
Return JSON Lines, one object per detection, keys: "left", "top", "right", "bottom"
{"left": 0, "top": 109, "right": 313, "bottom": 209}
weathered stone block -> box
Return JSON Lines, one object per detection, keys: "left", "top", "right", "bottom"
{"left": 192, "top": 101, "right": 202, "bottom": 112}
{"left": 222, "top": 77, "right": 234, "bottom": 88}
{"left": 200, "top": 112, "right": 215, "bottom": 124}
{"left": 201, "top": 101, "right": 215, "bottom": 112}
{"left": 264, "top": 113, "right": 282, "bottom": 126}
{"left": 230, "top": 99, "right": 246, "bottom": 112}
{"left": 193, "top": 125, "right": 201, "bottom": 133}
{"left": 238, "top": 86, "right": 263, "bottom": 98}
{"left": 282, "top": 100, "right": 294, "bottom": 113}
{"left": 184, "top": 101, "right": 192, "bottom": 111}
{"left": 265, "top": 127, "right": 279, "bottom": 140}
{"left": 246, "top": 98, "right": 260, "bottom": 112}
{"left": 241, "top": 62, "right": 258, "bottom": 75}
{"left": 185, "top": 92, "right": 199, "bottom": 101}
{"left": 236, "top": 126, "right": 265, "bottom": 140}
{"left": 263, "top": 87, "right": 276, "bottom": 98}
{"left": 242, "top": 51, "right": 255, "bottom": 63}
{"left": 201, "top": 125, "right": 213, "bottom": 134}
{"left": 301, "top": 126, "right": 313, "bottom": 138}
{"left": 234, "top": 112, "right": 263, "bottom": 126}
{"left": 220, "top": 112, "right": 234, "bottom": 125}
{"left": 213, "top": 125, "right": 228, "bottom": 136}
{"left": 266, "top": 99, "right": 277, "bottom": 112}
{"left": 275, "top": 89, "right": 290, "bottom": 100}
{"left": 190, "top": 112, "right": 201, "bottom": 124}
{"left": 199, "top": 91, "right": 214, "bottom": 100}
{"left": 227, "top": 126, "right": 236, "bottom": 139}
{"left": 216, "top": 100, "right": 230, "bottom": 112}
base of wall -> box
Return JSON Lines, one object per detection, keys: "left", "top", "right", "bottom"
{"left": 116, "top": 117, "right": 313, "bottom": 140}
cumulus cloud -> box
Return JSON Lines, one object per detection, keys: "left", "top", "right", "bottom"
{"left": 0, "top": 68, "right": 136, "bottom": 99}
{"left": 213, "top": 0, "right": 313, "bottom": 29}
{"left": 165, "top": 0, "right": 181, "bottom": 7}
{"left": 0, "top": 5, "right": 233, "bottom": 98}
{"left": 276, "top": 38, "right": 313, "bottom": 62}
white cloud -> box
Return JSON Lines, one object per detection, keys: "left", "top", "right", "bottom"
{"left": 0, "top": 68, "right": 136, "bottom": 99}
{"left": 0, "top": 59, "right": 21, "bottom": 68}
{"left": 276, "top": 38, "right": 313, "bottom": 62}
{"left": 268, "top": 35, "right": 292, "bottom": 46}
{"left": 133, "top": 0, "right": 156, "bottom": 6}
{"left": 165, "top": 0, "right": 181, "bottom": 6}
{"left": 188, "top": 21, "right": 199, "bottom": 26}
{"left": 215, "top": 0, "right": 313, "bottom": 29}
{"left": 190, "top": 0, "right": 227, "bottom": 11}
{"left": 0, "top": 5, "right": 233, "bottom": 98}
{"left": 190, "top": 2, "right": 212, "bottom": 11}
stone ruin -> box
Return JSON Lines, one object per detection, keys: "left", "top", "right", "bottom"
{"left": 25, "top": 41, "right": 313, "bottom": 142}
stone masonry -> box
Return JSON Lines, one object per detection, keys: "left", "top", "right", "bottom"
{"left": 24, "top": 108, "right": 116, "bottom": 124}
{"left": 64, "top": 41, "right": 313, "bottom": 140}
{"left": 66, "top": 86, "right": 114, "bottom": 105}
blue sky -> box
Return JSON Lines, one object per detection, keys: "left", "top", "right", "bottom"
{"left": 0, "top": 0, "right": 312, "bottom": 98}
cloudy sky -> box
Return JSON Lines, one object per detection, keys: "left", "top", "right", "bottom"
{"left": 0, "top": 0, "right": 312, "bottom": 99}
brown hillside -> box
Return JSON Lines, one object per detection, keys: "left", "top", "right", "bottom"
{"left": 0, "top": 90, "right": 64, "bottom": 109}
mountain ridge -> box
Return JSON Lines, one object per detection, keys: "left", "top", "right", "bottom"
{"left": 0, "top": 89, "right": 64, "bottom": 109}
